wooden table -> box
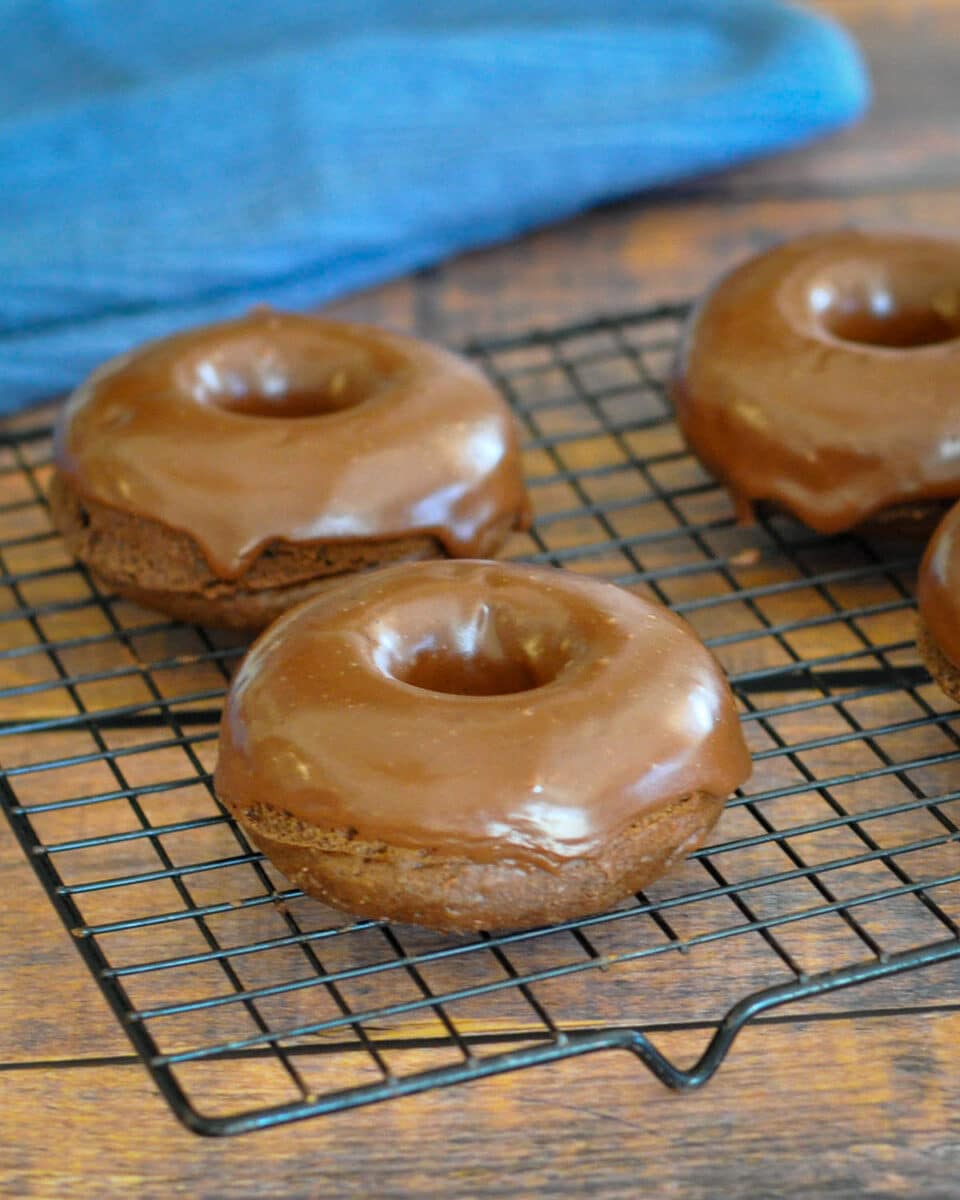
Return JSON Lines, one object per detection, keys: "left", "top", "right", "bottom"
{"left": 3, "top": 3, "right": 960, "bottom": 1195}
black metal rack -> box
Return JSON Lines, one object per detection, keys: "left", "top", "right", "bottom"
{"left": 1, "top": 302, "right": 958, "bottom": 1136}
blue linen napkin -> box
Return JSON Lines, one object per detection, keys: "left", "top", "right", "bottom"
{"left": 0, "top": 1, "right": 868, "bottom": 411}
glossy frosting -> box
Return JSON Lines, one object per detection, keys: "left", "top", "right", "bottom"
{"left": 214, "top": 560, "right": 751, "bottom": 871}
{"left": 53, "top": 311, "right": 529, "bottom": 579}
{"left": 672, "top": 231, "right": 960, "bottom": 533}
{"left": 918, "top": 499, "right": 960, "bottom": 668}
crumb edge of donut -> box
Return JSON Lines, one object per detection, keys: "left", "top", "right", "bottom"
{"left": 917, "top": 615, "right": 960, "bottom": 704}
{"left": 47, "top": 468, "right": 444, "bottom": 630}
{"left": 221, "top": 792, "right": 729, "bottom": 934}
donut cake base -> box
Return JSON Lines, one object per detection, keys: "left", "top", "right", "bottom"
{"left": 231, "top": 793, "right": 725, "bottom": 934}
{"left": 916, "top": 616, "right": 960, "bottom": 705}
{"left": 49, "top": 470, "right": 441, "bottom": 631}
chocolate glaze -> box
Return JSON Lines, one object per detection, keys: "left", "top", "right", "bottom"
{"left": 53, "top": 311, "right": 529, "bottom": 580}
{"left": 214, "top": 560, "right": 751, "bottom": 871}
{"left": 918, "top": 499, "right": 960, "bottom": 668}
{"left": 672, "top": 231, "right": 960, "bottom": 533}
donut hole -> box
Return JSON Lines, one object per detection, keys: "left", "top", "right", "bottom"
{"left": 211, "top": 371, "right": 377, "bottom": 417}
{"left": 397, "top": 649, "right": 545, "bottom": 697}
{"left": 185, "top": 335, "right": 395, "bottom": 418}
{"left": 374, "top": 604, "right": 581, "bottom": 697}
{"left": 824, "top": 304, "right": 957, "bottom": 349}
{"left": 809, "top": 263, "right": 960, "bottom": 349}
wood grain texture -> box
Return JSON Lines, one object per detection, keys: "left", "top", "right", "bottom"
{"left": 2, "top": 1011, "right": 960, "bottom": 1198}
{"left": 3, "top": 1, "right": 960, "bottom": 1195}
{"left": 386, "top": 187, "right": 960, "bottom": 346}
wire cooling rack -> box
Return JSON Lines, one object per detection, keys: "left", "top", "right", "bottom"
{"left": 2, "top": 303, "right": 960, "bottom": 1136}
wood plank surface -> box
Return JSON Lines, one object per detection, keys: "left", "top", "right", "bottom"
{"left": 3, "top": 1011, "right": 960, "bottom": 1198}
{"left": 3, "top": 1, "right": 960, "bottom": 1196}
{"left": 397, "top": 186, "right": 960, "bottom": 346}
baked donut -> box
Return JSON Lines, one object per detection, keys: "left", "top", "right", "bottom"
{"left": 49, "top": 311, "right": 529, "bottom": 630}
{"left": 672, "top": 231, "right": 960, "bottom": 533}
{"left": 917, "top": 499, "right": 960, "bottom": 702}
{"left": 214, "top": 559, "right": 751, "bottom": 933}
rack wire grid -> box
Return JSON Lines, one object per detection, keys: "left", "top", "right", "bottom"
{"left": 2, "top": 302, "right": 960, "bottom": 1136}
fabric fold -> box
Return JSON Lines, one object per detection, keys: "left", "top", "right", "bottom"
{"left": 0, "top": 0, "right": 869, "bottom": 410}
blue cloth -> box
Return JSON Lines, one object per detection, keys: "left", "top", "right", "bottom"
{"left": 0, "top": 1, "right": 868, "bottom": 410}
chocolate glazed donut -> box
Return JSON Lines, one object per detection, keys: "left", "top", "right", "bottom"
{"left": 672, "top": 231, "right": 960, "bottom": 533}
{"left": 917, "top": 499, "right": 960, "bottom": 702}
{"left": 214, "top": 560, "right": 751, "bottom": 933}
{"left": 50, "top": 311, "right": 529, "bottom": 630}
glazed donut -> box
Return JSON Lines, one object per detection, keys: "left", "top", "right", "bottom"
{"left": 917, "top": 499, "right": 960, "bottom": 701}
{"left": 672, "top": 231, "right": 960, "bottom": 533}
{"left": 50, "top": 311, "right": 529, "bottom": 630}
{"left": 214, "top": 559, "right": 751, "bottom": 933}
